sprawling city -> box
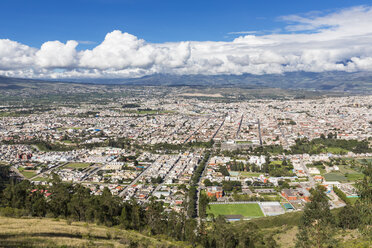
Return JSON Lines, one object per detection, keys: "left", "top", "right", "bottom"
{"left": 1, "top": 93, "right": 371, "bottom": 208}
{"left": 1, "top": 86, "right": 371, "bottom": 247}
{"left": 1, "top": 0, "right": 372, "bottom": 247}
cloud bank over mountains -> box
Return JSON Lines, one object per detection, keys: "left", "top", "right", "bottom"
{"left": 1, "top": 5, "right": 372, "bottom": 79}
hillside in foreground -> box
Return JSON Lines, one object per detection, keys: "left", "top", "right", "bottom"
{"left": 0, "top": 216, "right": 187, "bottom": 248}
{"left": 1, "top": 211, "right": 371, "bottom": 248}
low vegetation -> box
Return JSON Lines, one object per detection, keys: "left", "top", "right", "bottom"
{"left": 0, "top": 216, "right": 184, "bottom": 248}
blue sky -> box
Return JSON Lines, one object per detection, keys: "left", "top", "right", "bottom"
{"left": 1, "top": 0, "right": 371, "bottom": 48}
{"left": 1, "top": 1, "right": 372, "bottom": 78}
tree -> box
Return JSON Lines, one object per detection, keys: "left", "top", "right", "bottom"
{"left": 95, "top": 187, "right": 122, "bottom": 226}
{"left": 49, "top": 174, "right": 73, "bottom": 217}
{"left": 68, "top": 184, "right": 91, "bottom": 221}
{"left": 199, "top": 192, "right": 209, "bottom": 219}
{"left": 212, "top": 216, "right": 238, "bottom": 248}
{"left": 119, "top": 203, "right": 131, "bottom": 229}
{"left": 187, "top": 186, "right": 197, "bottom": 218}
{"left": 145, "top": 198, "right": 166, "bottom": 235}
{"left": 0, "top": 165, "right": 10, "bottom": 194}
{"left": 296, "top": 186, "right": 337, "bottom": 248}
{"left": 203, "top": 179, "right": 213, "bottom": 187}
{"left": 130, "top": 199, "right": 143, "bottom": 230}
{"left": 219, "top": 165, "right": 230, "bottom": 177}
{"left": 26, "top": 189, "right": 47, "bottom": 217}
{"left": 2, "top": 180, "right": 31, "bottom": 209}
{"left": 354, "top": 164, "right": 372, "bottom": 236}
{"left": 337, "top": 204, "right": 360, "bottom": 229}
{"left": 184, "top": 218, "right": 198, "bottom": 245}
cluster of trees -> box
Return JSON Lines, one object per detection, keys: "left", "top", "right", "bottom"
{"left": 225, "top": 158, "right": 294, "bottom": 177}
{"left": 122, "top": 103, "right": 140, "bottom": 108}
{"left": 76, "top": 111, "right": 100, "bottom": 118}
{"left": 277, "top": 118, "right": 296, "bottom": 125}
{"left": 150, "top": 176, "right": 163, "bottom": 184}
{"left": 238, "top": 136, "right": 371, "bottom": 156}
{"left": 199, "top": 192, "right": 209, "bottom": 219}
{"left": 0, "top": 171, "right": 278, "bottom": 247}
{"left": 2, "top": 135, "right": 136, "bottom": 153}
{"left": 261, "top": 160, "right": 295, "bottom": 177}
{"left": 191, "top": 151, "right": 211, "bottom": 185}
{"left": 296, "top": 165, "right": 372, "bottom": 247}
{"left": 187, "top": 151, "right": 211, "bottom": 218}
{"left": 291, "top": 137, "right": 371, "bottom": 155}
{"left": 227, "top": 160, "right": 261, "bottom": 172}
{"left": 0, "top": 165, "right": 10, "bottom": 193}
{"left": 253, "top": 145, "right": 286, "bottom": 155}
{"left": 218, "top": 165, "right": 230, "bottom": 176}
{"left": 2, "top": 138, "right": 109, "bottom": 152}
{"left": 333, "top": 186, "right": 351, "bottom": 205}
{"left": 222, "top": 181, "right": 242, "bottom": 192}
{"left": 148, "top": 140, "right": 213, "bottom": 153}
{"left": 108, "top": 138, "right": 133, "bottom": 150}
{"left": 186, "top": 186, "right": 198, "bottom": 218}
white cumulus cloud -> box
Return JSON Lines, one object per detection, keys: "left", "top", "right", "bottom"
{"left": 1, "top": 5, "right": 372, "bottom": 78}
{"left": 36, "top": 40, "right": 78, "bottom": 68}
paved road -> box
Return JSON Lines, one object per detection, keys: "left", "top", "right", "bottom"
{"left": 300, "top": 159, "right": 316, "bottom": 188}
{"left": 212, "top": 117, "right": 226, "bottom": 140}
{"left": 152, "top": 156, "right": 181, "bottom": 194}
{"left": 29, "top": 162, "right": 68, "bottom": 180}
{"left": 184, "top": 118, "right": 210, "bottom": 144}
{"left": 10, "top": 166, "right": 26, "bottom": 180}
{"left": 80, "top": 163, "right": 107, "bottom": 181}
{"left": 119, "top": 162, "right": 154, "bottom": 197}
{"left": 236, "top": 114, "right": 244, "bottom": 139}
{"left": 276, "top": 120, "right": 289, "bottom": 148}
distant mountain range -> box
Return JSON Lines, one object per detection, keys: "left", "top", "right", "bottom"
{"left": 1, "top": 71, "right": 372, "bottom": 94}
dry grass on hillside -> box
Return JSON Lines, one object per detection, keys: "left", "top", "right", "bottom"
{"left": 0, "top": 216, "right": 186, "bottom": 248}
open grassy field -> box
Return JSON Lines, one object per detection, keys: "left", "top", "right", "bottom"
{"left": 0, "top": 216, "right": 187, "bottom": 248}
{"left": 207, "top": 203, "right": 264, "bottom": 218}
{"left": 357, "top": 158, "right": 372, "bottom": 164}
{"left": 32, "top": 176, "right": 48, "bottom": 182}
{"left": 235, "top": 140, "right": 253, "bottom": 144}
{"left": 337, "top": 164, "right": 361, "bottom": 174}
{"left": 324, "top": 172, "right": 348, "bottom": 182}
{"left": 20, "top": 170, "right": 37, "bottom": 179}
{"left": 270, "top": 161, "right": 283, "bottom": 166}
{"left": 345, "top": 173, "right": 364, "bottom": 181}
{"left": 325, "top": 165, "right": 364, "bottom": 182}
{"left": 240, "top": 172, "right": 262, "bottom": 177}
{"left": 64, "top": 162, "right": 91, "bottom": 169}
{"left": 325, "top": 147, "right": 349, "bottom": 154}
{"left": 347, "top": 197, "right": 359, "bottom": 204}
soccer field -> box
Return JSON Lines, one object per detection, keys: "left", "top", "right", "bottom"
{"left": 207, "top": 203, "right": 264, "bottom": 218}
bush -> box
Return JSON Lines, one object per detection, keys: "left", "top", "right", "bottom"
{"left": 333, "top": 186, "right": 351, "bottom": 205}
{"left": 0, "top": 207, "right": 27, "bottom": 218}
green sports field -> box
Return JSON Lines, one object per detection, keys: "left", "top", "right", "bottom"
{"left": 207, "top": 203, "right": 264, "bottom": 218}
{"left": 240, "top": 172, "right": 262, "bottom": 177}
{"left": 64, "top": 162, "right": 91, "bottom": 169}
